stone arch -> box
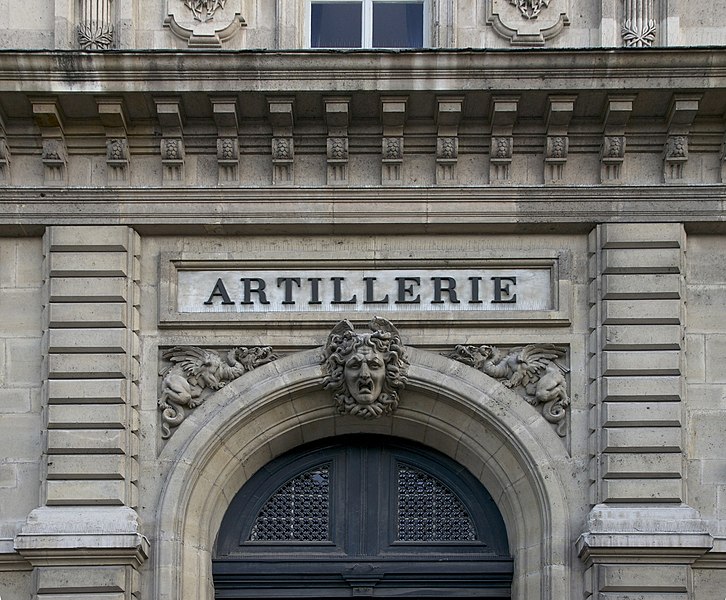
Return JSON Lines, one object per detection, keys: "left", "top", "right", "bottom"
{"left": 154, "top": 346, "right": 573, "bottom": 600}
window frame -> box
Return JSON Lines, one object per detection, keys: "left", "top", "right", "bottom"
{"left": 306, "top": 0, "right": 431, "bottom": 49}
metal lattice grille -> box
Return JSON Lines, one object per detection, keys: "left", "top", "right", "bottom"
{"left": 396, "top": 464, "right": 477, "bottom": 541}
{"left": 249, "top": 465, "right": 330, "bottom": 541}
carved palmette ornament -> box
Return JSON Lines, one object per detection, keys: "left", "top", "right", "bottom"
{"left": 322, "top": 317, "right": 409, "bottom": 419}
{"left": 444, "top": 344, "right": 570, "bottom": 437}
{"left": 158, "top": 345, "right": 278, "bottom": 438}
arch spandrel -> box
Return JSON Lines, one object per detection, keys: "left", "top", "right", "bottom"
{"left": 155, "top": 346, "right": 574, "bottom": 600}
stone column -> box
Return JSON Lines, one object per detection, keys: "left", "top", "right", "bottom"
{"left": 15, "top": 226, "right": 147, "bottom": 598}
{"left": 579, "top": 223, "right": 711, "bottom": 598}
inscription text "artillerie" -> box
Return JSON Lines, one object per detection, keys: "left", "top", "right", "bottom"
{"left": 204, "top": 275, "right": 519, "bottom": 306}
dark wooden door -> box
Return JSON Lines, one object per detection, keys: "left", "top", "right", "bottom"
{"left": 213, "top": 435, "right": 513, "bottom": 598}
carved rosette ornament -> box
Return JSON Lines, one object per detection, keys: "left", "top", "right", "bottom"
{"left": 444, "top": 344, "right": 570, "bottom": 437}
{"left": 158, "top": 345, "right": 278, "bottom": 438}
{"left": 322, "top": 318, "right": 409, "bottom": 419}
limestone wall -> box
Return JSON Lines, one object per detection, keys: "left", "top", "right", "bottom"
{"left": 0, "top": 238, "right": 43, "bottom": 599}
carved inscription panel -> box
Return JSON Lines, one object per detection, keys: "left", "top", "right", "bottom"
{"left": 177, "top": 267, "right": 553, "bottom": 313}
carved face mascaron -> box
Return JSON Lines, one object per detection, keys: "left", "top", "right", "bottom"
{"left": 322, "top": 318, "right": 409, "bottom": 419}
{"left": 344, "top": 345, "right": 386, "bottom": 405}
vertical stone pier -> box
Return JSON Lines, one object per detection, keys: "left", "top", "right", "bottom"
{"left": 15, "top": 226, "right": 147, "bottom": 598}
{"left": 580, "top": 223, "right": 711, "bottom": 598}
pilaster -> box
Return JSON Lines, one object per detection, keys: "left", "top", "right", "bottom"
{"left": 15, "top": 226, "right": 145, "bottom": 599}
{"left": 582, "top": 222, "right": 711, "bottom": 598}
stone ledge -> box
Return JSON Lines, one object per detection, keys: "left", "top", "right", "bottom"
{"left": 14, "top": 507, "right": 149, "bottom": 568}
{"left": 0, "top": 537, "right": 32, "bottom": 571}
{"left": 577, "top": 504, "right": 713, "bottom": 567}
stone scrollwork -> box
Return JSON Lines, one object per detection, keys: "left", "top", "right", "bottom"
{"left": 322, "top": 317, "right": 409, "bottom": 419}
{"left": 444, "top": 343, "right": 569, "bottom": 436}
{"left": 158, "top": 345, "right": 278, "bottom": 439}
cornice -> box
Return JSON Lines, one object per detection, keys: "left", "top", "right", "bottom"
{"left": 0, "top": 185, "right": 723, "bottom": 233}
{"left": 1, "top": 48, "right": 726, "bottom": 92}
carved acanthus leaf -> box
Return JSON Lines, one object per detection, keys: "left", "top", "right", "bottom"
{"left": 158, "top": 345, "right": 278, "bottom": 439}
{"left": 444, "top": 343, "right": 569, "bottom": 437}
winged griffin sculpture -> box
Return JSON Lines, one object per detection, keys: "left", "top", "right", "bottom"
{"left": 444, "top": 343, "right": 569, "bottom": 437}
{"left": 158, "top": 346, "right": 277, "bottom": 438}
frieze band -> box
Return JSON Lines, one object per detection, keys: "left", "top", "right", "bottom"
{"left": 157, "top": 319, "right": 570, "bottom": 440}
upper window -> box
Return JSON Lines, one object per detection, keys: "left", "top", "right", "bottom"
{"left": 310, "top": 0, "right": 426, "bottom": 49}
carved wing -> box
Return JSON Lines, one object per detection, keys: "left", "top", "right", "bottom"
{"left": 161, "top": 346, "right": 221, "bottom": 380}
{"left": 370, "top": 316, "right": 401, "bottom": 338}
{"left": 326, "top": 319, "right": 355, "bottom": 346}
{"left": 515, "top": 344, "right": 565, "bottom": 387}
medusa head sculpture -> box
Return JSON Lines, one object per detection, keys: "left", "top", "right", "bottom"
{"left": 322, "top": 317, "right": 409, "bottom": 419}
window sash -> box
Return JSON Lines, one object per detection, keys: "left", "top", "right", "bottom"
{"left": 308, "top": 0, "right": 428, "bottom": 49}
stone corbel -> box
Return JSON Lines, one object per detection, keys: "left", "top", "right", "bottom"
{"left": 489, "top": 97, "right": 519, "bottom": 184}
{"left": 0, "top": 111, "right": 9, "bottom": 184}
{"left": 544, "top": 95, "right": 575, "bottom": 184}
{"left": 435, "top": 96, "right": 463, "bottom": 185}
{"left": 600, "top": 96, "right": 634, "bottom": 184}
{"left": 381, "top": 97, "right": 407, "bottom": 186}
{"left": 211, "top": 97, "right": 240, "bottom": 185}
{"left": 155, "top": 98, "right": 186, "bottom": 185}
{"left": 663, "top": 95, "right": 700, "bottom": 183}
{"left": 325, "top": 97, "right": 350, "bottom": 186}
{"left": 31, "top": 99, "right": 67, "bottom": 186}
{"left": 267, "top": 98, "right": 295, "bottom": 186}
{"left": 97, "top": 98, "right": 130, "bottom": 185}
{"left": 486, "top": 0, "right": 570, "bottom": 46}
{"left": 165, "top": 0, "right": 245, "bottom": 48}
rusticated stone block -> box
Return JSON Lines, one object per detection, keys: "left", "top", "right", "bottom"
{"left": 601, "top": 426, "right": 681, "bottom": 452}
{"left": 602, "top": 274, "right": 681, "bottom": 299}
{"left": 601, "top": 324, "right": 681, "bottom": 350}
{"left": 47, "top": 455, "right": 126, "bottom": 480}
{"left": 602, "top": 247, "right": 681, "bottom": 273}
{"left": 601, "top": 452, "right": 682, "bottom": 478}
{"left": 602, "top": 299, "right": 681, "bottom": 324}
{"left": 49, "top": 277, "right": 129, "bottom": 302}
{"left": 47, "top": 404, "right": 126, "bottom": 429}
{"left": 598, "top": 564, "right": 688, "bottom": 591}
{"left": 48, "top": 252, "right": 129, "bottom": 277}
{"left": 46, "top": 429, "right": 126, "bottom": 454}
{"left": 600, "top": 223, "right": 683, "bottom": 248}
{"left": 49, "top": 303, "right": 129, "bottom": 328}
{"left": 46, "top": 479, "right": 126, "bottom": 505}
{"left": 600, "top": 478, "right": 683, "bottom": 502}
{"left": 602, "top": 401, "right": 681, "bottom": 427}
{"left": 602, "top": 376, "right": 682, "bottom": 401}
{"left": 48, "top": 353, "right": 128, "bottom": 379}
{"left": 48, "top": 226, "right": 133, "bottom": 252}
{"left": 48, "top": 379, "right": 127, "bottom": 404}
{"left": 48, "top": 329, "right": 128, "bottom": 354}
{"left": 601, "top": 351, "right": 681, "bottom": 376}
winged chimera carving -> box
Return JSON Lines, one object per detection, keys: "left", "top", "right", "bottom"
{"left": 444, "top": 344, "right": 569, "bottom": 437}
{"left": 158, "top": 346, "right": 277, "bottom": 439}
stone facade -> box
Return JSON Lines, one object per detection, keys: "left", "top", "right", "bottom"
{"left": 1, "top": 2, "right": 726, "bottom": 599}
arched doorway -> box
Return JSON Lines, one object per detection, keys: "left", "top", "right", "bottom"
{"left": 213, "top": 435, "right": 513, "bottom": 598}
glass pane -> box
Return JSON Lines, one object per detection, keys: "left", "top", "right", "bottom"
{"left": 249, "top": 465, "right": 330, "bottom": 541}
{"left": 373, "top": 2, "right": 424, "bottom": 48}
{"left": 311, "top": 3, "right": 363, "bottom": 48}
